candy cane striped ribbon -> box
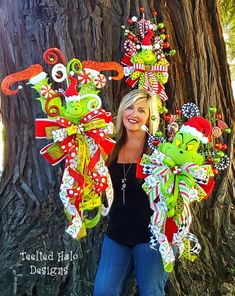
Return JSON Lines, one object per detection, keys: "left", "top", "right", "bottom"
{"left": 138, "top": 19, "right": 150, "bottom": 38}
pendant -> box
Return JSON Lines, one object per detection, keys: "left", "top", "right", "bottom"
{"left": 121, "top": 178, "right": 126, "bottom": 204}
{"left": 121, "top": 163, "right": 132, "bottom": 205}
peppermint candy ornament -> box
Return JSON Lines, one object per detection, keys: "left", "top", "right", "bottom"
{"left": 77, "top": 69, "right": 92, "bottom": 84}
{"left": 40, "top": 85, "right": 54, "bottom": 99}
{"left": 94, "top": 74, "right": 106, "bottom": 88}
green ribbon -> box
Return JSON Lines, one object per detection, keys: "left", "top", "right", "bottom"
{"left": 160, "top": 171, "right": 195, "bottom": 217}
{"left": 84, "top": 204, "right": 102, "bottom": 228}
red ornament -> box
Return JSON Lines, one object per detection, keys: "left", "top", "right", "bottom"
{"left": 165, "top": 34, "right": 170, "bottom": 39}
{"left": 152, "top": 10, "right": 157, "bottom": 17}
{"left": 221, "top": 144, "right": 227, "bottom": 150}
{"left": 175, "top": 108, "right": 182, "bottom": 115}
{"left": 127, "top": 19, "right": 133, "bottom": 25}
{"left": 207, "top": 157, "right": 214, "bottom": 164}
{"left": 133, "top": 37, "right": 139, "bottom": 42}
{"left": 163, "top": 42, "right": 170, "bottom": 49}
{"left": 152, "top": 140, "right": 160, "bottom": 147}
{"left": 164, "top": 113, "right": 171, "bottom": 122}
{"left": 128, "top": 35, "right": 134, "bottom": 41}
{"left": 140, "top": 7, "right": 145, "bottom": 13}
{"left": 160, "top": 28, "right": 166, "bottom": 33}
{"left": 216, "top": 113, "right": 222, "bottom": 119}
{"left": 212, "top": 168, "right": 219, "bottom": 175}
{"left": 214, "top": 143, "right": 222, "bottom": 150}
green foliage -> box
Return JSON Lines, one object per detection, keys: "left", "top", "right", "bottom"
{"left": 229, "top": 64, "right": 235, "bottom": 80}
{"left": 227, "top": 267, "right": 235, "bottom": 275}
{"left": 217, "top": 0, "right": 235, "bottom": 62}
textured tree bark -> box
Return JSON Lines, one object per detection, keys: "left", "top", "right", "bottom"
{"left": 0, "top": 0, "right": 234, "bottom": 296}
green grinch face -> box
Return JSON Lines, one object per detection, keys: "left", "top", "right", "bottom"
{"left": 62, "top": 94, "right": 101, "bottom": 124}
{"left": 139, "top": 50, "right": 157, "bottom": 65}
{"left": 131, "top": 50, "right": 157, "bottom": 65}
{"left": 159, "top": 132, "right": 204, "bottom": 165}
{"left": 63, "top": 99, "right": 84, "bottom": 123}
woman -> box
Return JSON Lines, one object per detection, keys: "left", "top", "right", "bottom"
{"left": 93, "top": 89, "right": 167, "bottom": 296}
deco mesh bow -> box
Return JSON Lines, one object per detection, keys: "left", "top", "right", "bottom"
{"left": 1, "top": 48, "right": 124, "bottom": 240}
{"left": 121, "top": 7, "right": 175, "bottom": 114}
{"left": 139, "top": 102, "right": 231, "bottom": 272}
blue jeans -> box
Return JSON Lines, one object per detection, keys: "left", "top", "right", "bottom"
{"left": 93, "top": 235, "right": 168, "bottom": 296}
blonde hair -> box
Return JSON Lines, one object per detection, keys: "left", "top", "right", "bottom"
{"left": 108, "top": 89, "right": 160, "bottom": 164}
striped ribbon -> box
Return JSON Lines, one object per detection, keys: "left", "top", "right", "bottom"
{"left": 140, "top": 150, "right": 212, "bottom": 271}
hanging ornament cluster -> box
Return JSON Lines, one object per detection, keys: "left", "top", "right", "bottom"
{"left": 138, "top": 102, "right": 231, "bottom": 272}
{"left": 121, "top": 7, "right": 176, "bottom": 114}
{"left": 202, "top": 106, "right": 231, "bottom": 173}
{"left": 1, "top": 48, "right": 124, "bottom": 240}
{"left": 148, "top": 103, "right": 231, "bottom": 173}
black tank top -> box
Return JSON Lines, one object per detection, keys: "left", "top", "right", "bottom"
{"left": 106, "top": 163, "right": 153, "bottom": 246}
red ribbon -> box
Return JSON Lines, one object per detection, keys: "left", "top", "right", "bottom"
{"left": 36, "top": 109, "right": 114, "bottom": 160}
{"left": 35, "top": 108, "right": 115, "bottom": 191}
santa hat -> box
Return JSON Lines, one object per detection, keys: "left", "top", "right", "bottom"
{"left": 65, "top": 74, "right": 80, "bottom": 102}
{"left": 180, "top": 116, "right": 212, "bottom": 143}
{"left": 142, "top": 29, "right": 154, "bottom": 49}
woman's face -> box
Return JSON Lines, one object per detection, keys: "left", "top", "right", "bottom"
{"left": 122, "top": 99, "right": 150, "bottom": 132}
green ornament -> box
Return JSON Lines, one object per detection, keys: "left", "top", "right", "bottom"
{"left": 224, "top": 128, "right": 231, "bottom": 134}
{"left": 209, "top": 107, "right": 217, "bottom": 113}
{"left": 158, "top": 22, "right": 165, "bottom": 29}
{"left": 156, "top": 131, "right": 163, "bottom": 137}
{"left": 151, "top": 115, "right": 156, "bottom": 121}
{"left": 214, "top": 157, "right": 221, "bottom": 163}
{"left": 216, "top": 151, "right": 224, "bottom": 157}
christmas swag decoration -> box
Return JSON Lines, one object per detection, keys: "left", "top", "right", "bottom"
{"left": 1, "top": 47, "right": 124, "bottom": 240}
{"left": 139, "top": 103, "right": 230, "bottom": 272}
{"left": 121, "top": 7, "right": 175, "bottom": 114}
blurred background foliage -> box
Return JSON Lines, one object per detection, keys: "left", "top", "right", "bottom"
{"left": 217, "top": 0, "right": 235, "bottom": 80}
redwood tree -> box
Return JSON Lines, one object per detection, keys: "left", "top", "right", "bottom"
{"left": 0, "top": 1, "right": 234, "bottom": 296}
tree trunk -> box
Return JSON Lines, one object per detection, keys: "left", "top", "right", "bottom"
{"left": 0, "top": 1, "right": 234, "bottom": 296}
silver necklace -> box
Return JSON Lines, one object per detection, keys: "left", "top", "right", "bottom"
{"left": 121, "top": 163, "right": 133, "bottom": 205}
